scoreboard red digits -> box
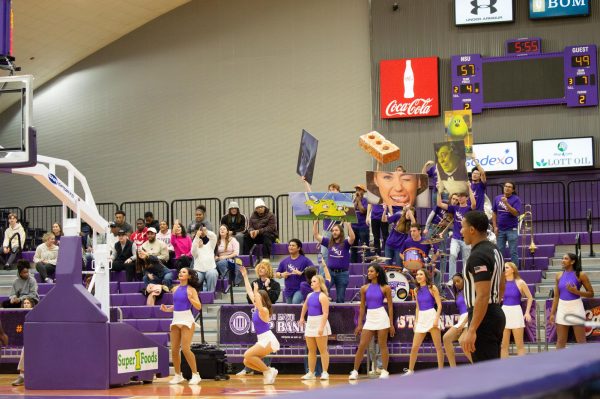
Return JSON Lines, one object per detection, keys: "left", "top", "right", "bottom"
{"left": 506, "top": 38, "right": 542, "bottom": 55}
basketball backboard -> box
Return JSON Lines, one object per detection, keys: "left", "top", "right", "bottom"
{"left": 0, "top": 75, "right": 36, "bottom": 168}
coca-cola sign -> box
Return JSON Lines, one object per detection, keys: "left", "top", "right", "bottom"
{"left": 380, "top": 57, "right": 439, "bottom": 119}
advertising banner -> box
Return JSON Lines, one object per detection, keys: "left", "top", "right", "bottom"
{"left": 220, "top": 302, "right": 536, "bottom": 346}
{"left": 465, "top": 142, "right": 518, "bottom": 172}
{"left": 532, "top": 137, "right": 594, "bottom": 170}
{"left": 455, "top": 0, "right": 515, "bottom": 25}
{"left": 380, "top": 57, "right": 439, "bottom": 119}
{"left": 529, "top": 0, "right": 590, "bottom": 19}
{"left": 545, "top": 298, "right": 600, "bottom": 342}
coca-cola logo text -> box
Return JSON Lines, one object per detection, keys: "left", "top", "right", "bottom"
{"left": 385, "top": 98, "right": 433, "bottom": 117}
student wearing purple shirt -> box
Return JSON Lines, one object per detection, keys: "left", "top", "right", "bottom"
{"left": 399, "top": 225, "right": 440, "bottom": 274}
{"left": 367, "top": 204, "right": 388, "bottom": 256}
{"left": 275, "top": 239, "right": 314, "bottom": 304}
{"left": 351, "top": 185, "right": 370, "bottom": 263}
{"left": 382, "top": 206, "right": 415, "bottom": 266}
{"left": 313, "top": 221, "right": 355, "bottom": 303}
{"left": 437, "top": 187, "right": 476, "bottom": 279}
{"left": 469, "top": 154, "right": 487, "bottom": 212}
{"left": 492, "top": 181, "right": 522, "bottom": 266}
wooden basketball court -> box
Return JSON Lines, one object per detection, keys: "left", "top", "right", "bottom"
{"left": 0, "top": 374, "right": 355, "bottom": 398}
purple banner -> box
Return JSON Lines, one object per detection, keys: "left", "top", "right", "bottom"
{"left": 545, "top": 298, "right": 600, "bottom": 343}
{"left": 0, "top": 309, "right": 28, "bottom": 346}
{"left": 220, "top": 302, "right": 536, "bottom": 345}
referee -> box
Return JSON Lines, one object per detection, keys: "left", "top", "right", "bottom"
{"left": 460, "top": 211, "right": 506, "bottom": 362}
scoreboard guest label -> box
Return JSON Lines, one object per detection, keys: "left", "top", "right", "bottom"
{"left": 380, "top": 57, "right": 439, "bottom": 119}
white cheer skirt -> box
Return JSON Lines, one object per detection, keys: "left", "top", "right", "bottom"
{"left": 556, "top": 298, "right": 586, "bottom": 326}
{"left": 363, "top": 307, "right": 391, "bottom": 331}
{"left": 453, "top": 313, "right": 468, "bottom": 329}
{"left": 305, "top": 315, "right": 332, "bottom": 337}
{"left": 502, "top": 305, "right": 525, "bottom": 329}
{"left": 257, "top": 330, "right": 280, "bottom": 353}
{"left": 415, "top": 308, "right": 441, "bottom": 333}
{"left": 171, "top": 310, "right": 200, "bottom": 330}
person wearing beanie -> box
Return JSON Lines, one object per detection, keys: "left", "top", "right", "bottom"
{"left": 220, "top": 201, "right": 248, "bottom": 253}
{"left": 244, "top": 199, "right": 278, "bottom": 260}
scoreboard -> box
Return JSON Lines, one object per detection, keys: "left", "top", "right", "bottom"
{"left": 451, "top": 39, "right": 598, "bottom": 113}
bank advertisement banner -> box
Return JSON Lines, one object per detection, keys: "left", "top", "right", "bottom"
{"left": 220, "top": 302, "right": 536, "bottom": 345}
{"left": 529, "top": 0, "right": 590, "bottom": 19}
{"left": 532, "top": 137, "right": 594, "bottom": 170}
{"left": 545, "top": 298, "right": 600, "bottom": 342}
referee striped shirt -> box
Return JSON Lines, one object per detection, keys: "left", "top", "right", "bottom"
{"left": 464, "top": 240, "right": 503, "bottom": 309}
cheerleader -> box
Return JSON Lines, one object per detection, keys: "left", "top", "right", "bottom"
{"left": 443, "top": 273, "right": 472, "bottom": 367}
{"left": 549, "top": 253, "right": 595, "bottom": 349}
{"left": 160, "top": 267, "right": 202, "bottom": 385}
{"left": 349, "top": 264, "right": 395, "bottom": 380}
{"left": 501, "top": 262, "right": 533, "bottom": 357}
{"left": 240, "top": 266, "right": 280, "bottom": 384}
{"left": 298, "top": 274, "right": 331, "bottom": 380}
{"left": 403, "top": 269, "right": 443, "bottom": 375}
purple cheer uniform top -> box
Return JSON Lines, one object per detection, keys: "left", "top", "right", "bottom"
{"left": 456, "top": 291, "right": 467, "bottom": 315}
{"left": 171, "top": 286, "right": 199, "bottom": 329}
{"left": 321, "top": 237, "right": 351, "bottom": 271}
{"left": 307, "top": 292, "right": 323, "bottom": 316}
{"left": 366, "top": 283, "right": 385, "bottom": 310}
{"left": 252, "top": 309, "right": 271, "bottom": 335}
{"left": 559, "top": 271, "right": 582, "bottom": 301}
{"left": 503, "top": 280, "right": 522, "bottom": 306}
{"left": 417, "top": 286, "right": 435, "bottom": 311}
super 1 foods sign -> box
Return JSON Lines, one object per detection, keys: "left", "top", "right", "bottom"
{"left": 117, "top": 347, "right": 159, "bottom": 374}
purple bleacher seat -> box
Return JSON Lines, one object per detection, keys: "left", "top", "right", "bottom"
{"left": 329, "top": 287, "right": 360, "bottom": 302}
{"left": 145, "top": 332, "right": 169, "bottom": 346}
{"left": 21, "top": 251, "right": 35, "bottom": 262}
{"left": 349, "top": 263, "right": 370, "bottom": 275}
{"left": 348, "top": 275, "right": 364, "bottom": 288}
{"left": 216, "top": 278, "right": 229, "bottom": 293}
{"left": 110, "top": 271, "right": 127, "bottom": 282}
{"left": 124, "top": 319, "right": 172, "bottom": 333}
{"left": 238, "top": 255, "right": 251, "bottom": 266}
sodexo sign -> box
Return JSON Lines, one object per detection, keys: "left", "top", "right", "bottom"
{"left": 532, "top": 137, "right": 594, "bottom": 170}
{"left": 529, "top": 0, "right": 590, "bottom": 19}
{"left": 465, "top": 142, "right": 518, "bottom": 172}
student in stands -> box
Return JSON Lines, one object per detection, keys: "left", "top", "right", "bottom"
{"left": 156, "top": 220, "right": 174, "bottom": 265}
{"left": 492, "top": 181, "right": 522, "bottom": 266}
{"left": 11, "top": 296, "right": 35, "bottom": 386}
{"left": 549, "top": 253, "right": 594, "bottom": 349}
{"left": 2, "top": 260, "right": 39, "bottom": 308}
{"left": 469, "top": 154, "right": 487, "bottom": 212}
{"left": 443, "top": 273, "right": 472, "bottom": 367}
{"left": 501, "top": 262, "right": 533, "bottom": 358}
{"left": 188, "top": 205, "right": 214, "bottom": 234}
{"left": 351, "top": 184, "right": 370, "bottom": 263}
{"left": 399, "top": 224, "right": 439, "bottom": 272}
{"left": 245, "top": 259, "right": 281, "bottom": 305}
{"left": 160, "top": 267, "right": 202, "bottom": 385}
{"left": 215, "top": 224, "right": 241, "bottom": 286}
{"left": 403, "top": 269, "right": 444, "bottom": 375}
{"left": 140, "top": 227, "right": 169, "bottom": 264}
{"left": 114, "top": 210, "right": 133, "bottom": 236}
{"left": 313, "top": 220, "right": 355, "bottom": 303}
{"left": 51, "top": 222, "right": 63, "bottom": 246}
{"left": 130, "top": 218, "right": 149, "bottom": 250}
{"left": 112, "top": 230, "right": 137, "bottom": 281}
{"left": 275, "top": 239, "right": 313, "bottom": 304}
{"left": 350, "top": 264, "right": 395, "bottom": 380}
{"left": 2, "top": 213, "right": 26, "bottom": 270}
{"left": 220, "top": 202, "right": 247, "bottom": 253}
{"left": 138, "top": 250, "right": 173, "bottom": 305}
{"left": 298, "top": 274, "right": 331, "bottom": 381}
{"left": 382, "top": 205, "right": 415, "bottom": 266}
{"left": 244, "top": 199, "right": 278, "bottom": 261}
{"left": 144, "top": 211, "right": 160, "bottom": 231}
{"left": 191, "top": 225, "right": 219, "bottom": 292}
{"left": 170, "top": 223, "right": 193, "bottom": 271}
{"left": 34, "top": 233, "right": 59, "bottom": 283}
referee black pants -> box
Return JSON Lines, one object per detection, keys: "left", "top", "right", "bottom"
{"left": 468, "top": 304, "right": 506, "bottom": 363}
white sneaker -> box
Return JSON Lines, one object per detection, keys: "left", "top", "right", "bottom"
{"left": 401, "top": 369, "right": 414, "bottom": 376}
{"left": 188, "top": 372, "right": 201, "bottom": 385}
{"left": 320, "top": 371, "right": 330, "bottom": 380}
{"left": 379, "top": 369, "right": 390, "bottom": 379}
{"left": 236, "top": 369, "right": 254, "bottom": 376}
{"left": 301, "top": 372, "right": 316, "bottom": 380}
{"left": 169, "top": 373, "right": 185, "bottom": 384}
{"left": 349, "top": 370, "right": 359, "bottom": 380}
{"left": 264, "top": 367, "right": 278, "bottom": 385}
